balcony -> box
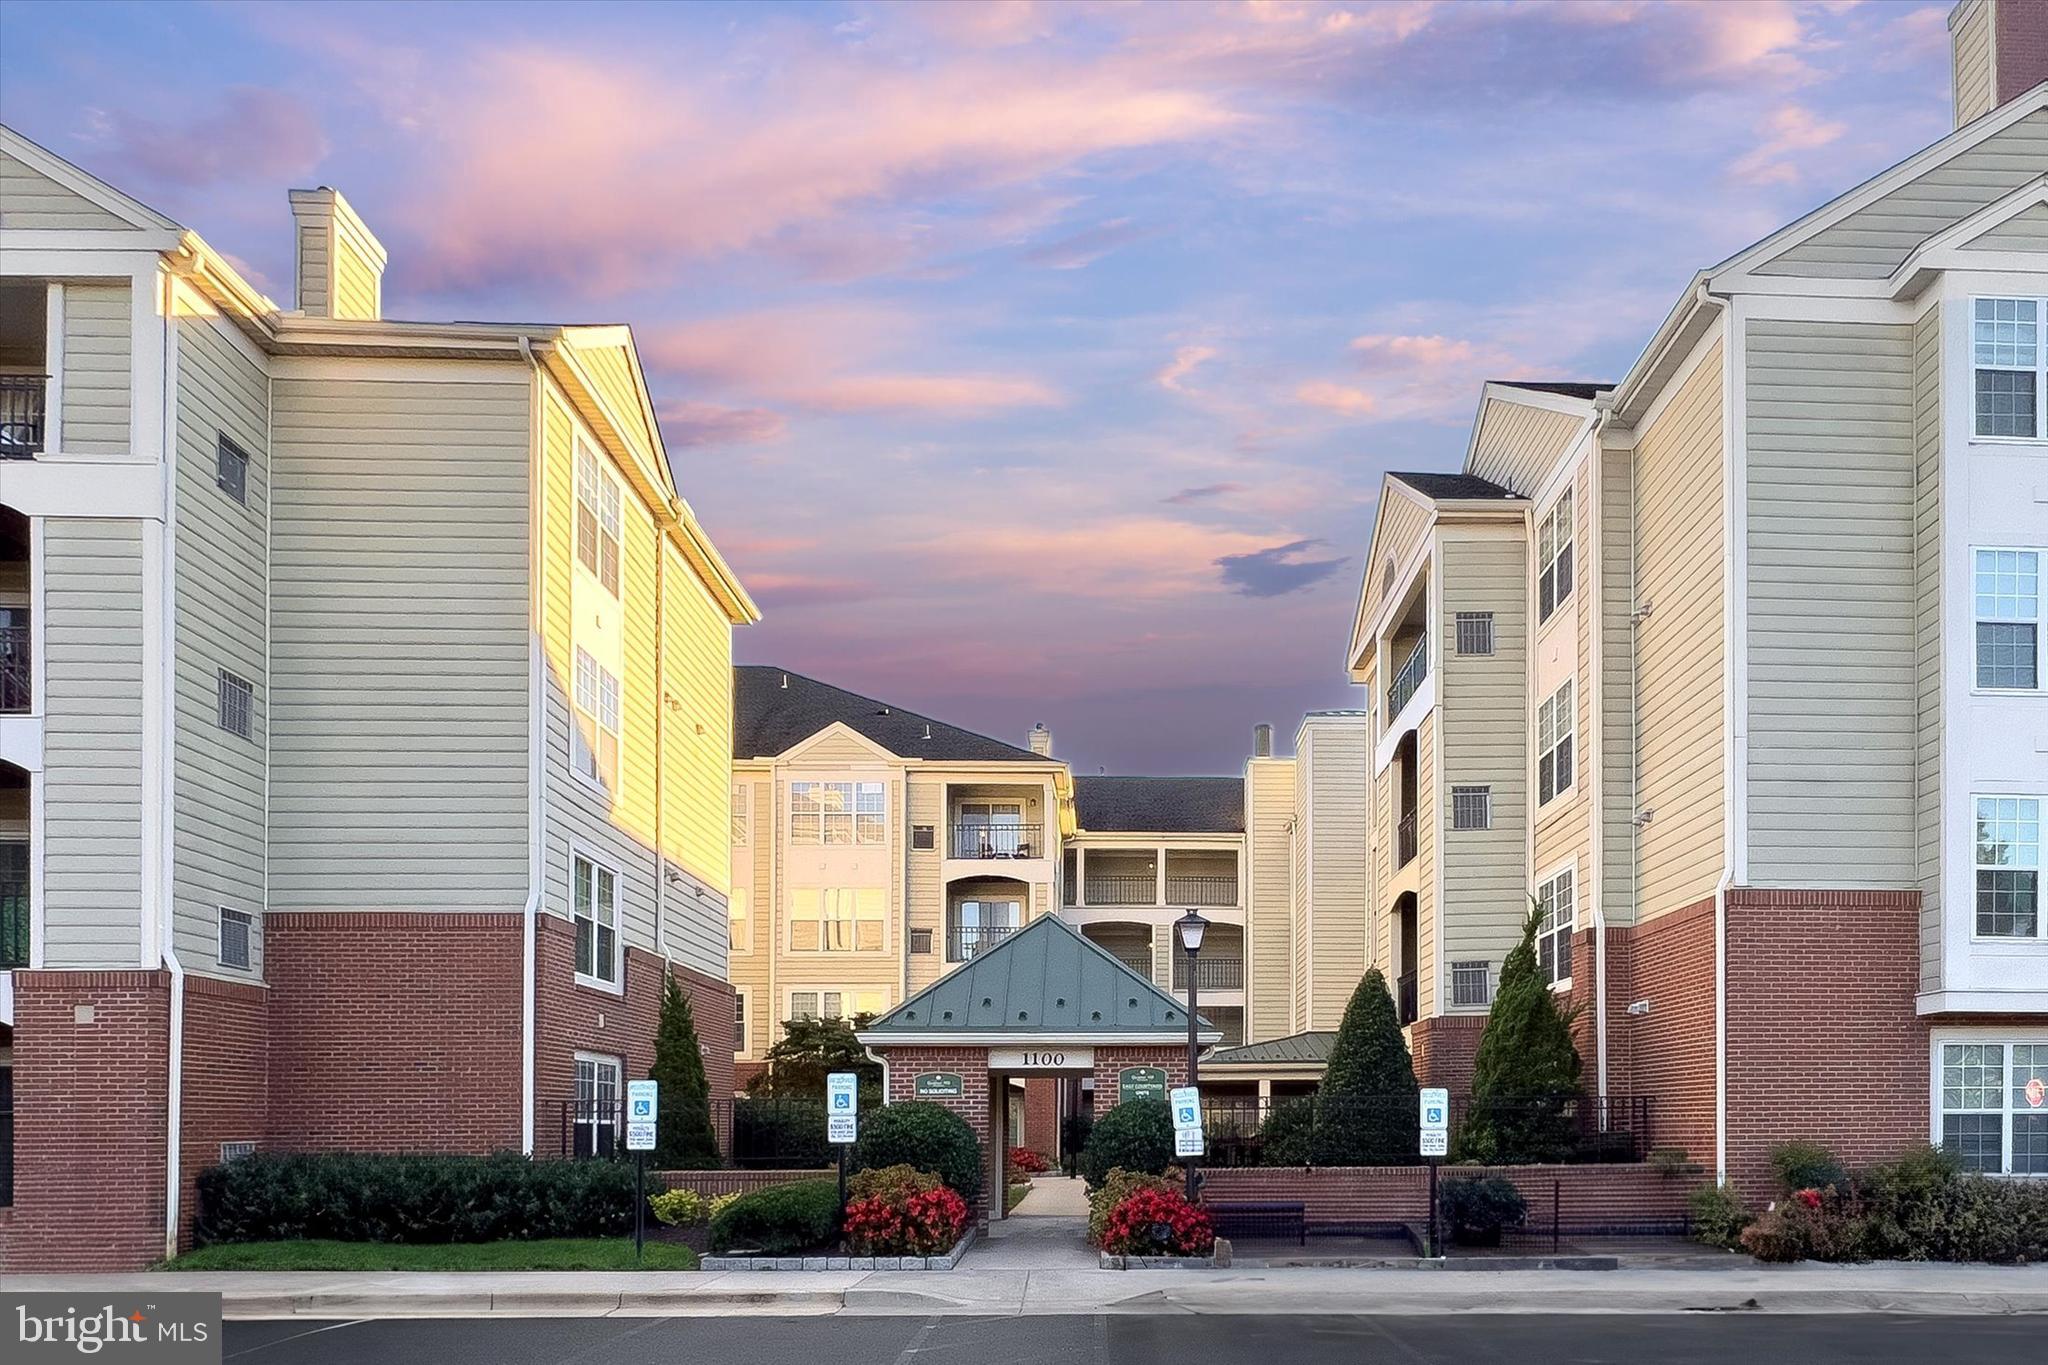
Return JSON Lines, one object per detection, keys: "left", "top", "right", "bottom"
{"left": 1397, "top": 970, "right": 1418, "bottom": 1026}
{"left": 1396, "top": 808, "right": 1417, "bottom": 870}
{"left": 1, "top": 617, "right": 26, "bottom": 714}
{"left": 950, "top": 822, "right": 1040, "bottom": 860}
{"left": 1082, "top": 872, "right": 1155, "bottom": 904}
{"left": 1171, "top": 954, "right": 1244, "bottom": 992}
{"left": 946, "top": 921, "right": 1016, "bottom": 962}
{"left": 1387, "top": 632, "right": 1428, "bottom": 718}
{"left": 1164, "top": 873, "right": 1235, "bottom": 907}
{"left": 0, "top": 377, "right": 46, "bottom": 459}
{"left": 1, "top": 839, "right": 25, "bottom": 969}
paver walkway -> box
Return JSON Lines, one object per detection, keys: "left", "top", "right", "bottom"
{"left": 1009, "top": 1175, "right": 1090, "bottom": 1217}
{"left": 969, "top": 1176, "right": 1096, "bottom": 1268}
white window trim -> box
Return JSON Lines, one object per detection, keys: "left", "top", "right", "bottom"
{"left": 1451, "top": 784, "right": 1493, "bottom": 831}
{"left": 1536, "top": 678, "right": 1577, "bottom": 808}
{"left": 1536, "top": 489, "right": 1575, "bottom": 625}
{"left": 573, "top": 1051, "right": 624, "bottom": 1152}
{"left": 216, "top": 905, "right": 255, "bottom": 973}
{"left": 1929, "top": 1029, "right": 2048, "bottom": 1178}
{"left": 571, "top": 646, "right": 623, "bottom": 799}
{"left": 732, "top": 781, "right": 751, "bottom": 846}
{"left": 784, "top": 886, "right": 889, "bottom": 955}
{"left": 788, "top": 780, "right": 887, "bottom": 847}
{"left": 729, "top": 885, "right": 753, "bottom": 955}
{"left": 733, "top": 987, "right": 751, "bottom": 1057}
{"left": 1970, "top": 793, "right": 2044, "bottom": 945}
{"left": 1969, "top": 295, "right": 2048, "bottom": 443}
{"left": 785, "top": 987, "right": 887, "bottom": 1024}
{"left": 1534, "top": 859, "right": 1577, "bottom": 992}
{"left": 574, "top": 434, "right": 623, "bottom": 597}
{"left": 570, "top": 844, "right": 625, "bottom": 993}
{"left": 1971, "top": 545, "right": 2045, "bottom": 696}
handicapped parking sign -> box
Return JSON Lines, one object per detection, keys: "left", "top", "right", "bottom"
{"left": 828, "top": 1072, "right": 858, "bottom": 1112}
{"left": 626, "top": 1080, "right": 658, "bottom": 1152}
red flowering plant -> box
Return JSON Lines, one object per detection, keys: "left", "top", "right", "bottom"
{"left": 1008, "top": 1147, "right": 1050, "bottom": 1175}
{"left": 842, "top": 1167, "right": 970, "bottom": 1258}
{"left": 1100, "top": 1185, "right": 1215, "bottom": 1258}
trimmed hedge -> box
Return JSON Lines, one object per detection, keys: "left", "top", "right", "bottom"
{"left": 195, "top": 1152, "right": 639, "bottom": 1245}
{"left": 707, "top": 1179, "right": 841, "bottom": 1255}
{"left": 1078, "top": 1100, "right": 1174, "bottom": 1192}
{"left": 854, "top": 1102, "right": 983, "bottom": 1204}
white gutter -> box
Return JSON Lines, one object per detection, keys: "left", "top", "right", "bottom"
{"left": 1586, "top": 407, "right": 1615, "bottom": 1102}
{"left": 518, "top": 335, "right": 544, "bottom": 1156}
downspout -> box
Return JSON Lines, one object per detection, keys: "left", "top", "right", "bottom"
{"left": 1586, "top": 406, "right": 1615, "bottom": 1104}
{"left": 655, "top": 527, "right": 668, "bottom": 962}
{"left": 158, "top": 267, "right": 184, "bottom": 1261}
{"left": 1703, "top": 277, "right": 1736, "bottom": 1189}
{"left": 518, "top": 335, "right": 545, "bottom": 1155}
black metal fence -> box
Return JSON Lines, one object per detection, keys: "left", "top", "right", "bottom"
{"left": 949, "top": 823, "right": 1039, "bottom": 859}
{"left": 0, "top": 619, "right": 27, "bottom": 714}
{"left": 1199, "top": 1093, "right": 1654, "bottom": 1168}
{"left": 558, "top": 1094, "right": 879, "bottom": 1169}
{"left": 0, "top": 376, "right": 45, "bottom": 458}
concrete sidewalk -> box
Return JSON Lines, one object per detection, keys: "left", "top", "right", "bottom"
{"left": 9, "top": 1261, "right": 2048, "bottom": 1319}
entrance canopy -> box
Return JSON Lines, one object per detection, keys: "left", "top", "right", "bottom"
{"left": 857, "top": 913, "right": 1221, "bottom": 1048}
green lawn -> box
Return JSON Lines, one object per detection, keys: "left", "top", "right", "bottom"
{"left": 157, "top": 1239, "right": 699, "bottom": 1272}
{"left": 1006, "top": 1182, "right": 1032, "bottom": 1213}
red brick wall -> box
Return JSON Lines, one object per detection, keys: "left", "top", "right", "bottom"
{"left": 1409, "top": 1014, "right": 1485, "bottom": 1094}
{"left": 6, "top": 971, "right": 171, "bottom": 1272}
{"left": 1021, "top": 1077, "right": 1059, "bottom": 1156}
{"left": 178, "top": 977, "right": 269, "bottom": 1248}
{"left": 1723, "top": 888, "right": 1925, "bottom": 1196}
{"left": 1201, "top": 1163, "right": 1690, "bottom": 1231}
{"left": 265, "top": 911, "right": 524, "bottom": 1154}
{"left": 532, "top": 918, "right": 737, "bottom": 1155}
{"left": 877, "top": 1045, "right": 994, "bottom": 1215}
{"left": 655, "top": 1167, "right": 834, "bottom": 1196}
{"left": 1999, "top": 0, "right": 2048, "bottom": 107}
{"left": 1611, "top": 899, "right": 1717, "bottom": 1169}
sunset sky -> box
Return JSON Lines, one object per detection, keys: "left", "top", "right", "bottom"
{"left": 0, "top": 0, "right": 1957, "bottom": 773}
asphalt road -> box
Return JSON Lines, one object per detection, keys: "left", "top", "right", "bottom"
{"left": 221, "top": 1313, "right": 2044, "bottom": 1364}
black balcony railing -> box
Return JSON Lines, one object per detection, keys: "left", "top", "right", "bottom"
{"left": 1108, "top": 950, "right": 1152, "bottom": 978}
{"left": 947, "top": 921, "right": 1017, "bottom": 962}
{"left": 1397, "top": 970, "right": 1418, "bottom": 1026}
{"left": 1171, "top": 954, "right": 1244, "bottom": 991}
{"left": 0, "top": 852, "right": 23, "bottom": 971}
{"left": 0, "top": 621, "right": 28, "bottom": 714}
{"left": 1164, "top": 873, "right": 1237, "bottom": 907}
{"left": 1396, "top": 809, "right": 1417, "bottom": 869}
{"left": 1083, "top": 873, "right": 1156, "bottom": 904}
{"left": 950, "top": 823, "right": 1036, "bottom": 859}
{"left": 0, "top": 376, "right": 46, "bottom": 458}
{"left": 1388, "top": 632, "right": 1428, "bottom": 717}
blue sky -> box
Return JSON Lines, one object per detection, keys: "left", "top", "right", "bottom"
{"left": 0, "top": 0, "right": 1957, "bottom": 772}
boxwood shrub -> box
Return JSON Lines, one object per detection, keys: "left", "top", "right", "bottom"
{"left": 195, "top": 1152, "right": 639, "bottom": 1245}
{"left": 1078, "top": 1100, "right": 1175, "bottom": 1192}
{"left": 853, "top": 1102, "right": 983, "bottom": 1204}
{"left": 707, "top": 1179, "right": 842, "bottom": 1255}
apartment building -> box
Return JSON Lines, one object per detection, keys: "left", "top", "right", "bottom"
{"left": 1349, "top": 0, "right": 2048, "bottom": 1193}
{"left": 0, "top": 127, "right": 756, "bottom": 1271}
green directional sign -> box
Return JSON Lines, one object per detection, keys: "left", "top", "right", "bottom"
{"left": 914, "top": 1072, "right": 964, "bottom": 1099}
{"left": 1118, "top": 1066, "right": 1167, "bottom": 1104}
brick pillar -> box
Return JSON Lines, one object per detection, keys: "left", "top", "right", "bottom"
{"left": 877, "top": 1046, "right": 993, "bottom": 1217}
{"left": 7, "top": 971, "right": 171, "bottom": 1271}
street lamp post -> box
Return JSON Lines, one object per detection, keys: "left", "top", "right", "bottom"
{"left": 1176, "top": 909, "right": 1208, "bottom": 1205}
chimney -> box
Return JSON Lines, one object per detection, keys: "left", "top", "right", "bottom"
{"left": 1027, "top": 722, "right": 1053, "bottom": 757}
{"left": 287, "top": 187, "right": 387, "bottom": 320}
{"left": 1952, "top": 0, "right": 2048, "bottom": 127}
{"left": 1252, "top": 722, "right": 1273, "bottom": 758}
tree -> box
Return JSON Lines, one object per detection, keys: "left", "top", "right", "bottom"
{"left": 651, "top": 975, "right": 721, "bottom": 1169}
{"left": 745, "top": 1014, "right": 882, "bottom": 1102}
{"left": 1308, "top": 968, "right": 1420, "bottom": 1166}
{"left": 1456, "top": 902, "right": 1584, "bottom": 1163}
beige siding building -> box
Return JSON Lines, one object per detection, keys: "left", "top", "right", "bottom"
{"left": 0, "top": 126, "right": 755, "bottom": 1271}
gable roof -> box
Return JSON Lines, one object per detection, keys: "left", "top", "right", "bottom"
{"left": 1491, "top": 380, "right": 1610, "bottom": 401}
{"left": 1205, "top": 1031, "right": 1336, "bottom": 1067}
{"left": 1074, "top": 776, "right": 1244, "bottom": 834}
{"left": 0, "top": 124, "right": 182, "bottom": 235}
{"left": 857, "top": 913, "right": 1220, "bottom": 1044}
{"left": 733, "top": 665, "right": 1055, "bottom": 763}
{"left": 1387, "top": 471, "right": 1522, "bottom": 504}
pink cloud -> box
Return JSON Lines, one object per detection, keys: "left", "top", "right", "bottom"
{"left": 658, "top": 401, "right": 787, "bottom": 449}
{"left": 1348, "top": 332, "right": 1482, "bottom": 370}
{"left": 1728, "top": 103, "right": 1848, "bottom": 186}
{"left": 1156, "top": 344, "right": 1219, "bottom": 394}
{"left": 93, "top": 87, "right": 326, "bottom": 188}
{"left": 1294, "top": 380, "right": 1378, "bottom": 416}
{"left": 916, "top": 516, "right": 1282, "bottom": 601}
{"left": 801, "top": 373, "right": 1058, "bottom": 415}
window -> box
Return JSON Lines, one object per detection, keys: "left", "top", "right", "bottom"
{"left": 1537, "top": 490, "right": 1574, "bottom": 622}
{"left": 1455, "top": 611, "right": 1495, "bottom": 656}
{"left": 573, "top": 1054, "right": 622, "bottom": 1157}
{"left": 574, "top": 440, "right": 622, "bottom": 595}
{"left": 218, "top": 907, "right": 253, "bottom": 970}
{"left": 572, "top": 648, "right": 621, "bottom": 790}
{"left": 728, "top": 886, "right": 751, "bottom": 954}
{"left": 790, "top": 781, "right": 885, "bottom": 845}
{"left": 731, "top": 783, "right": 750, "bottom": 844}
{"left": 1451, "top": 961, "right": 1492, "bottom": 1008}
{"left": 912, "top": 824, "right": 936, "bottom": 851}
{"left": 733, "top": 992, "right": 748, "bottom": 1055}
{"left": 1976, "top": 550, "right": 2041, "bottom": 690}
{"left": 217, "top": 669, "right": 254, "bottom": 740}
{"left": 1452, "top": 785, "right": 1492, "bottom": 831}
{"left": 789, "top": 887, "right": 885, "bottom": 951}
{"left": 216, "top": 434, "right": 249, "bottom": 503}
{"left": 956, "top": 800, "right": 1027, "bottom": 857}
{"left": 1537, "top": 680, "right": 1575, "bottom": 805}
{"left": 1535, "top": 868, "right": 1575, "bottom": 986}
{"left": 220, "top": 1141, "right": 257, "bottom": 1163}
{"left": 572, "top": 853, "right": 620, "bottom": 986}
{"left": 948, "top": 898, "right": 1021, "bottom": 961}
{"left": 1975, "top": 796, "right": 2041, "bottom": 939}
{"left": 789, "top": 989, "right": 885, "bottom": 1023}
{"left": 909, "top": 927, "right": 934, "bottom": 955}
{"left": 1973, "top": 297, "right": 2044, "bottom": 438}
{"left": 1938, "top": 1040, "right": 2048, "bottom": 1175}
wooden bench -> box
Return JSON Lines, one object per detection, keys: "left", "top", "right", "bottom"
{"left": 1208, "top": 1200, "right": 1306, "bottom": 1246}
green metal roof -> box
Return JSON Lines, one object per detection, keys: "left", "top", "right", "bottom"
{"left": 1204, "top": 1031, "right": 1337, "bottom": 1067}
{"left": 859, "top": 914, "right": 1221, "bottom": 1043}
